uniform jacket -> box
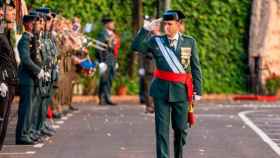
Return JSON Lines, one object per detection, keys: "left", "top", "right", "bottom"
{"left": 132, "top": 28, "right": 202, "bottom": 102}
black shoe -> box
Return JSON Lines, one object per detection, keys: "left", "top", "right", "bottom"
{"left": 45, "top": 124, "right": 56, "bottom": 133}
{"left": 69, "top": 106, "right": 79, "bottom": 111}
{"left": 99, "top": 99, "right": 106, "bottom": 105}
{"left": 140, "top": 100, "right": 145, "bottom": 104}
{"left": 41, "top": 129, "right": 55, "bottom": 137}
{"left": 106, "top": 101, "right": 117, "bottom": 106}
{"left": 16, "top": 138, "right": 36, "bottom": 145}
{"left": 62, "top": 109, "right": 70, "bottom": 115}
{"left": 30, "top": 134, "right": 40, "bottom": 141}
{"left": 53, "top": 112, "right": 62, "bottom": 119}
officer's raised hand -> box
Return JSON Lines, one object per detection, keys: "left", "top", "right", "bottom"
{"left": 0, "top": 83, "right": 8, "bottom": 98}
{"left": 144, "top": 18, "right": 162, "bottom": 32}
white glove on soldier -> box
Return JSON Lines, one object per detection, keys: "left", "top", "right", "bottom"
{"left": 37, "top": 69, "right": 45, "bottom": 79}
{"left": 44, "top": 72, "right": 51, "bottom": 81}
{"left": 99, "top": 62, "right": 108, "bottom": 74}
{"left": 143, "top": 18, "right": 162, "bottom": 31}
{"left": 0, "top": 83, "right": 8, "bottom": 97}
{"left": 138, "top": 68, "right": 145, "bottom": 76}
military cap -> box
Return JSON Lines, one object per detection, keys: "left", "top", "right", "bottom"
{"left": 35, "top": 7, "right": 50, "bottom": 14}
{"left": 22, "top": 15, "right": 36, "bottom": 23}
{"left": 102, "top": 17, "right": 113, "bottom": 24}
{"left": 163, "top": 10, "right": 185, "bottom": 21}
{"left": 29, "top": 10, "right": 38, "bottom": 16}
{"left": 51, "top": 12, "right": 56, "bottom": 18}
{"left": 7, "top": 0, "right": 15, "bottom": 8}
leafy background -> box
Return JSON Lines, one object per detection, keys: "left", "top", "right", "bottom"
{"left": 25, "top": 0, "right": 252, "bottom": 94}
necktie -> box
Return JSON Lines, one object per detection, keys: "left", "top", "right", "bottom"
{"left": 169, "top": 39, "right": 176, "bottom": 52}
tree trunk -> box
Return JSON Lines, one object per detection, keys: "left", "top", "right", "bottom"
{"left": 128, "top": 0, "right": 143, "bottom": 78}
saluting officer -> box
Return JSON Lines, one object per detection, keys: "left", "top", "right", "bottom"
{"left": 132, "top": 10, "right": 202, "bottom": 158}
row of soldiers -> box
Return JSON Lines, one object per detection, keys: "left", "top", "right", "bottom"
{"left": 16, "top": 8, "right": 87, "bottom": 145}
{"left": 0, "top": 1, "right": 88, "bottom": 146}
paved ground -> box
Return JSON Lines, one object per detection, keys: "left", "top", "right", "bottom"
{"left": 1, "top": 101, "right": 280, "bottom": 158}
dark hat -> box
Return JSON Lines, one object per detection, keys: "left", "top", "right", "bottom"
{"left": 51, "top": 12, "right": 56, "bottom": 18}
{"left": 163, "top": 10, "right": 185, "bottom": 21}
{"left": 101, "top": 17, "right": 113, "bottom": 24}
{"left": 8, "top": 0, "right": 15, "bottom": 8}
{"left": 22, "top": 15, "right": 36, "bottom": 23}
{"left": 29, "top": 10, "right": 39, "bottom": 16}
{"left": 35, "top": 7, "right": 50, "bottom": 14}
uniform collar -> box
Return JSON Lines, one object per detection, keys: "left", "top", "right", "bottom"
{"left": 167, "top": 32, "right": 179, "bottom": 41}
{"left": 106, "top": 29, "right": 114, "bottom": 36}
{"left": 24, "top": 31, "right": 34, "bottom": 38}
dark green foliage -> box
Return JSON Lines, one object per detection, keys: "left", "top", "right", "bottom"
{"left": 172, "top": 0, "right": 251, "bottom": 93}
{"left": 266, "top": 77, "right": 280, "bottom": 95}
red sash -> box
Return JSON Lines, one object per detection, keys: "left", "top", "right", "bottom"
{"left": 153, "top": 69, "right": 193, "bottom": 102}
{"left": 153, "top": 69, "right": 196, "bottom": 127}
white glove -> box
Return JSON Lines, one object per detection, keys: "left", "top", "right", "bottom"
{"left": 37, "top": 69, "right": 45, "bottom": 79}
{"left": 115, "top": 63, "right": 119, "bottom": 70}
{"left": 143, "top": 18, "right": 162, "bottom": 31}
{"left": 194, "top": 95, "right": 202, "bottom": 101}
{"left": 98, "top": 62, "right": 108, "bottom": 74}
{"left": 56, "top": 65, "right": 60, "bottom": 73}
{"left": 138, "top": 68, "right": 145, "bottom": 76}
{"left": 0, "top": 83, "right": 8, "bottom": 98}
{"left": 44, "top": 72, "right": 51, "bottom": 81}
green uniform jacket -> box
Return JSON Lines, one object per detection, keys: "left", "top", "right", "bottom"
{"left": 95, "top": 29, "right": 116, "bottom": 66}
{"left": 132, "top": 28, "right": 202, "bottom": 102}
{"left": 18, "top": 32, "right": 41, "bottom": 86}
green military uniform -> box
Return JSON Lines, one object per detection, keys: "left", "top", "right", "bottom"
{"left": 132, "top": 22, "right": 202, "bottom": 158}
{"left": 139, "top": 52, "right": 156, "bottom": 112}
{"left": 16, "top": 31, "right": 41, "bottom": 144}
{"left": 30, "top": 31, "right": 54, "bottom": 137}
{"left": 96, "top": 28, "right": 117, "bottom": 105}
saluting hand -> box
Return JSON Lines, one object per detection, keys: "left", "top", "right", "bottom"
{"left": 144, "top": 18, "right": 162, "bottom": 31}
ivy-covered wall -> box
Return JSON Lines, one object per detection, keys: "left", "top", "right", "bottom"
{"left": 172, "top": 0, "right": 251, "bottom": 93}
{"left": 26, "top": 0, "right": 252, "bottom": 94}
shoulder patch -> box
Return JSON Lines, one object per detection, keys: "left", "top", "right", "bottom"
{"left": 181, "top": 34, "right": 195, "bottom": 40}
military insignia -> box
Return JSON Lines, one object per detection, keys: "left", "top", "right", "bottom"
{"left": 181, "top": 47, "right": 191, "bottom": 69}
{"left": 181, "top": 47, "right": 191, "bottom": 57}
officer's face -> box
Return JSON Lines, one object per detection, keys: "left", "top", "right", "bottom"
{"left": 163, "top": 20, "right": 180, "bottom": 37}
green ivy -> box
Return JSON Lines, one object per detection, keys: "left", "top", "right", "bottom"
{"left": 172, "top": 0, "right": 251, "bottom": 93}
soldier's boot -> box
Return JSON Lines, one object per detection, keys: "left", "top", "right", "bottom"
{"left": 105, "top": 95, "right": 117, "bottom": 106}
{"left": 98, "top": 94, "right": 107, "bottom": 105}
{"left": 69, "top": 105, "right": 79, "bottom": 111}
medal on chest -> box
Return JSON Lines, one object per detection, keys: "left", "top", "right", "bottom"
{"left": 181, "top": 47, "right": 191, "bottom": 69}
